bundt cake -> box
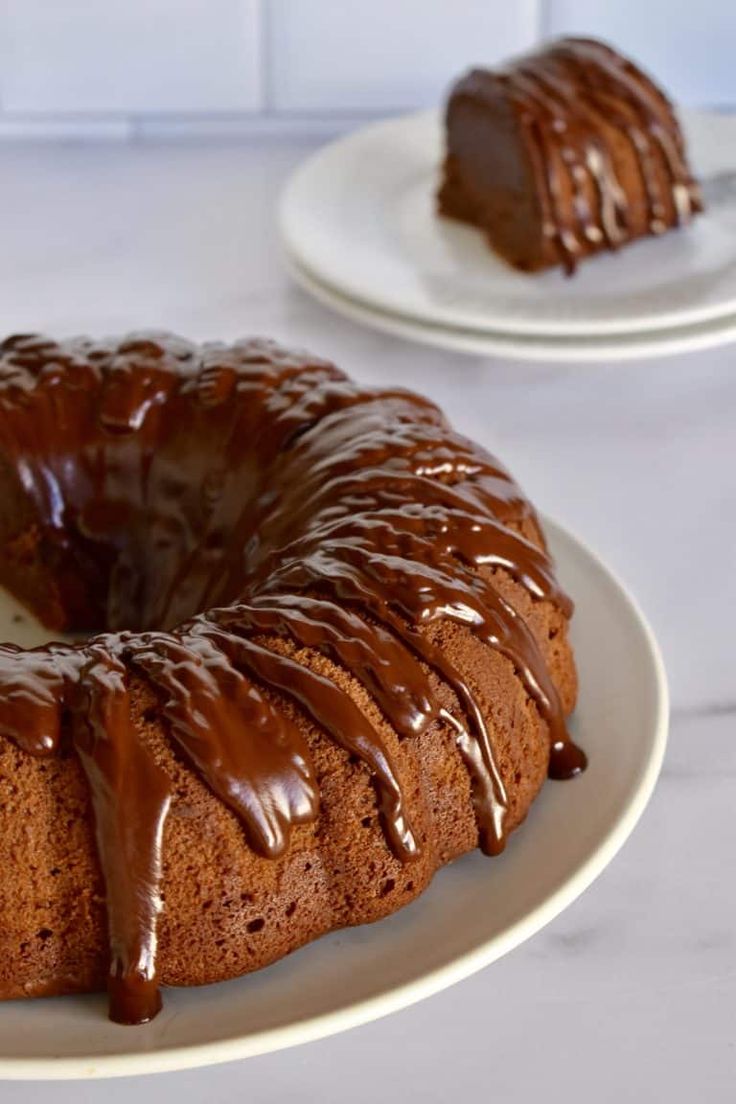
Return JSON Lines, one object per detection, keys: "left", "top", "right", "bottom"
{"left": 0, "top": 332, "right": 584, "bottom": 1025}
{"left": 438, "top": 36, "right": 703, "bottom": 274}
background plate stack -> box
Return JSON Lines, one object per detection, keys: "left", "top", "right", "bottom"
{"left": 281, "top": 110, "right": 736, "bottom": 362}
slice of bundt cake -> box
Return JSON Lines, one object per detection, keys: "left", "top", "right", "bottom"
{"left": 438, "top": 36, "right": 703, "bottom": 274}
{"left": 0, "top": 333, "right": 584, "bottom": 1024}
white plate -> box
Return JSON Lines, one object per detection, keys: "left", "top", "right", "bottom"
{"left": 286, "top": 249, "right": 736, "bottom": 362}
{"left": 280, "top": 109, "right": 736, "bottom": 339}
{"left": 0, "top": 518, "right": 668, "bottom": 1079}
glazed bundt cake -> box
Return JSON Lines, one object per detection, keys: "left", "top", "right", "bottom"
{"left": 0, "top": 332, "right": 584, "bottom": 1025}
{"left": 438, "top": 36, "right": 703, "bottom": 274}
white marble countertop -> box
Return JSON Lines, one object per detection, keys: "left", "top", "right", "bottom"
{"left": 0, "top": 139, "right": 733, "bottom": 1102}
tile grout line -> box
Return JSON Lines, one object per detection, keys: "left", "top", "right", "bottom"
{"left": 256, "top": 0, "right": 273, "bottom": 116}
{"left": 536, "top": 0, "right": 554, "bottom": 41}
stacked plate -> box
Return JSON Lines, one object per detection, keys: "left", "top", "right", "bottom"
{"left": 280, "top": 110, "right": 736, "bottom": 361}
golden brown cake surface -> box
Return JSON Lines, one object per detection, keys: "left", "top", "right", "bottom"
{"left": 0, "top": 332, "right": 583, "bottom": 1024}
{"left": 438, "top": 36, "right": 703, "bottom": 274}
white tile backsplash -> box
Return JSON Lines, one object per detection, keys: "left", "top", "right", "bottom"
{"left": 0, "top": 0, "right": 262, "bottom": 113}
{"left": 545, "top": 0, "right": 736, "bottom": 107}
{"left": 0, "top": 0, "right": 731, "bottom": 137}
{"left": 267, "top": 0, "right": 540, "bottom": 112}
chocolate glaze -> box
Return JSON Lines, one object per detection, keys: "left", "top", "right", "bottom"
{"left": 450, "top": 37, "right": 702, "bottom": 273}
{"left": 0, "top": 332, "right": 585, "bottom": 1023}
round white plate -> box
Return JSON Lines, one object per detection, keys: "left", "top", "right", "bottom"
{"left": 280, "top": 109, "right": 736, "bottom": 339}
{"left": 0, "top": 518, "right": 668, "bottom": 1079}
{"left": 286, "top": 249, "right": 736, "bottom": 362}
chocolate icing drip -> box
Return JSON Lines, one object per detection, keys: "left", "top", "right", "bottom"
{"left": 0, "top": 643, "right": 80, "bottom": 754}
{"left": 130, "top": 631, "right": 319, "bottom": 858}
{"left": 208, "top": 596, "right": 438, "bottom": 738}
{"left": 247, "top": 514, "right": 574, "bottom": 853}
{"left": 456, "top": 36, "right": 702, "bottom": 273}
{"left": 71, "top": 644, "right": 171, "bottom": 1026}
{"left": 0, "top": 638, "right": 171, "bottom": 1024}
{"left": 193, "top": 623, "right": 420, "bottom": 861}
{"left": 0, "top": 332, "right": 585, "bottom": 1023}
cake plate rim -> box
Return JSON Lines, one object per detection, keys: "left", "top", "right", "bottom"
{"left": 279, "top": 107, "right": 736, "bottom": 342}
{"left": 0, "top": 515, "right": 669, "bottom": 1080}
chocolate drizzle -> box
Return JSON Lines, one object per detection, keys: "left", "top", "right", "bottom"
{"left": 71, "top": 645, "right": 172, "bottom": 1026}
{"left": 454, "top": 37, "right": 702, "bottom": 273}
{"left": 0, "top": 332, "right": 585, "bottom": 1024}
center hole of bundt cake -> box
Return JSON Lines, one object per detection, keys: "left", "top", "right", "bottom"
{"left": 0, "top": 508, "right": 250, "bottom": 640}
{"left": 0, "top": 451, "right": 254, "bottom": 639}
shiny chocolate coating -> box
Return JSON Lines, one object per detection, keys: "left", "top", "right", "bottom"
{"left": 0, "top": 332, "right": 585, "bottom": 1023}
